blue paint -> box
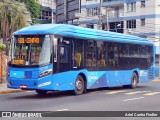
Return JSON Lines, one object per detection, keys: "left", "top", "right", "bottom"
{"left": 89, "top": 72, "right": 107, "bottom": 88}
{"left": 87, "top": 71, "right": 106, "bottom": 88}
{"left": 10, "top": 71, "right": 24, "bottom": 78}
{"left": 7, "top": 68, "right": 154, "bottom": 91}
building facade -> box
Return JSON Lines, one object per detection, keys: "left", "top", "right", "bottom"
{"left": 74, "top": 0, "right": 160, "bottom": 76}
{"left": 35, "top": 0, "right": 56, "bottom": 24}
{"left": 37, "top": 0, "right": 160, "bottom": 75}
{"left": 76, "top": 0, "right": 160, "bottom": 46}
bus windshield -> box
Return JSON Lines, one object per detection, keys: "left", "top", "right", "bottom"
{"left": 10, "top": 35, "right": 52, "bottom": 66}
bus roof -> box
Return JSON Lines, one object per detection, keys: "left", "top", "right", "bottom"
{"left": 13, "top": 24, "right": 153, "bottom": 45}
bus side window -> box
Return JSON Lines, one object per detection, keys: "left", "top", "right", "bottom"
{"left": 97, "top": 41, "right": 106, "bottom": 67}
{"left": 75, "top": 52, "right": 81, "bottom": 67}
{"left": 98, "top": 55, "right": 105, "bottom": 66}
{"left": 85, "top": 40, "right": 96, "bottom": 67}
{"left": 73, "top": 38, "right": 84, "bottom": 67}
{"left": 108, "top": 46, "right": 115, "bottom": 66}
{"left": 107, "top": 43, "right": 118, "bottom": 66}
{"left": 86, "top": 54, "right": 92, "bottom": 66}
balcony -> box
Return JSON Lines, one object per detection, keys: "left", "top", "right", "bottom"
{"left": 102, "top": 0, "right": 124, "bottom": 7}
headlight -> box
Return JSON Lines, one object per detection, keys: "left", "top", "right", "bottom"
{"left": 39, "top": 69, "right": 53, "bottom": 78}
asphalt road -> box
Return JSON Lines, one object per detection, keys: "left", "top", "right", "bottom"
{"left": 0, "top": 79, "right": 160, "bottom": 120}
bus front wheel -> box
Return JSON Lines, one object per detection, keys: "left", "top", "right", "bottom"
{"left": 36, "top": 90, "right": 47, "bottom": 95}
{"left": 73, "top": 75, "right": 85, "bottom": 95}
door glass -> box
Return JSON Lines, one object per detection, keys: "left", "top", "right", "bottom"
{"left": 59, "top": 46, "right": 69, "bottom": 63}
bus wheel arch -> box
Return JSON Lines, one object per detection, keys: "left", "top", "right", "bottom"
{"left": 130, "top": 71, "right": 139, "bottom": 89}
{"left": 79, "top": 73, "right": 87, "bottom": 93}
{"left": 73, "top": 73, "right": 87, "bottom": 95}
{"left": 123, "top": 71, "right": 139, "bottom": 89}
{"left": 133, "top": 70, "right": 139, "bottom": 83}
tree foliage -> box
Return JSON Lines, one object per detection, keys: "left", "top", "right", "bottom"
{"left": 0, "top": 0, "right": 30, "bottom": 41}
{"left": 19, "top": 0, "right": 40, "bottom": 24}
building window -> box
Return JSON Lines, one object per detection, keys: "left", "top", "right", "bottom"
{"left": 126, "top": 20, "right": 136, "bottom": 29}
{"left": 93, "top": 7, "right": 98, "bottom": 16}
{"left": 87, "top": 7, "right": 98, "bottom": 17}
{"left": 127, "top": 2, "right": 136, "bottom": 12}
{"left": 86, "top": 24, "right": 94, "bottom": 29}
{"left": 141, "top": 1, "right": 145, "bottom": 7}
{"left": 141, "top": 19, "right": 145, "bottom": 26}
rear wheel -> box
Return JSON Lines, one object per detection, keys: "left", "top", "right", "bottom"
{"left": 130, "top": 72, "right": 138, "bottom": 88}
{"left": 36, "top": 90, "right": 47, "bottom": 95}
{"left": 73, "top": 75, "right": 85, "bottom": 95}
{"left": 123, "top": 72, "right": 138, "bottom": 89}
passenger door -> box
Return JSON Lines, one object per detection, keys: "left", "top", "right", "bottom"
{"left": 58, "top": 40, "right": 71, "bottom": 72}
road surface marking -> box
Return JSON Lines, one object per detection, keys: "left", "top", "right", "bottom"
{"left": 56, "top": 109, "right": 69, "bottom": 111}
{"left": 123, "top": 97, "right": 144, "bottom": 102}
{"left": 144, "top": 92, "right": 160, "bottom": 96}
{"left": 125, "top": 91, "right": 151, "bottom": 95}
{"left": 152, "top": 79, "right": 160, "bottom": 82}
{"left": 105, "top": 90, "right": 128, "bottom": 94}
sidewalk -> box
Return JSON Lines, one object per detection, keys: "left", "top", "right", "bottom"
{"left": 0, "top": 83, "right": 25, "bottom": 95}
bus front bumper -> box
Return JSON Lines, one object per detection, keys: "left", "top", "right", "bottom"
{"left": 7, "top": 76, "right": 75, "bottom": 91}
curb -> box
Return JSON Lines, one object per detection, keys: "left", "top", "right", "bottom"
{"left": 0, "top": 89, "right": 26, "bottom": 95}
{"left": 152, "top": 79, "right": 160, "bottom": 82}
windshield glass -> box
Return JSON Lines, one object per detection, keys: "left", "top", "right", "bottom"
{"left": 10, "top": 35, "right": 52, "bottom": 66}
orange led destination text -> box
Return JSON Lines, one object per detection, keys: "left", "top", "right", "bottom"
{"left": 12, "top": 60, "right": 25, "bottom": 65}
{"left": 18, "top": 38, "right": 40, "bottom": 44}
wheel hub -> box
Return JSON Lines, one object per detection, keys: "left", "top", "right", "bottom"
{"left": 76, "top": 79, "right": 82, "bottom": 90}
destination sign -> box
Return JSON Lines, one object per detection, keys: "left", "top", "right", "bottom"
{"left": 12, "top": 59, "right": 25, "bottom": 65}
{"left": 18, "top": 38, "right": 40, "bottom": 44}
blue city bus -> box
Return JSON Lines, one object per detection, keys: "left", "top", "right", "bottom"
{"left": 7, "top": 24, "right": 155, "bottom": 95}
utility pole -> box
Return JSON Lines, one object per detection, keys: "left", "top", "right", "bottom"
{"left": 98, "top": 0, "right": 102, "bottom": 30}
{"left": 51, "top": 0, "right": 54, "bottom": 24}
{"left": 64, "top": 0, "right": 67, "bottom": 23}
{"left": 106, "top": 6, "right": 110, "bottom": 31}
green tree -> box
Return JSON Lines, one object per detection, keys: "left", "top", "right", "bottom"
{"left": 19, "top": 0, "right": 40, "bottom": 24}
{"left": 0, "top": 0, "right": 30, "bottom": 41}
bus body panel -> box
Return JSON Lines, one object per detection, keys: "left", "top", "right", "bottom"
{"left": 86, "top": 69, "right": 140, "bottom": 89}
{"left": 7, "top": 66, "right": 154, "bottom": 91}
{"left": 7, "top": 67, "right": 88, "bottom": 91}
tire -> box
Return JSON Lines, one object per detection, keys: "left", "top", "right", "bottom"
{"left": 123, "top": 72, "right": 138, "bottom": 89}
{"left": 36, "top": 90, "right": 47, "bottom": 95}
{"left": 130, "top": 72, "right": 138, "bottom": 89}
{"left": 73, "top": 75, "right": 85, "bottom": 95}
